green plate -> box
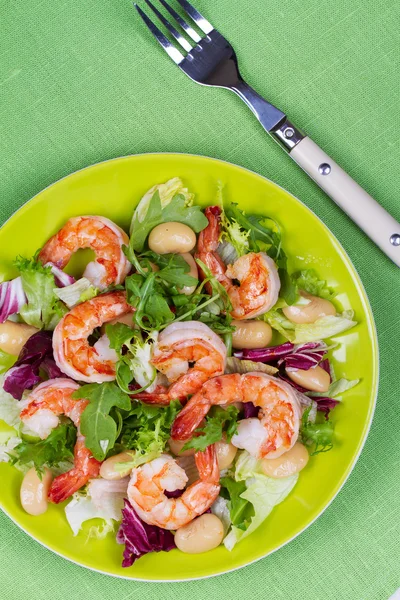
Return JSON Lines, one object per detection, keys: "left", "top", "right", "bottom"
{"left": 0, "top": 154, "right": 378, "bottom": 581}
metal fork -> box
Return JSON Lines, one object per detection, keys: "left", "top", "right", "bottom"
{"left": 134, "top": 0, "right": 400, "bottom": 267}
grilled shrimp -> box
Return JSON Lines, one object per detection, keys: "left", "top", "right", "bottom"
{"left": 38, "top": 216, "right": 131, "bottom": 289}
{"left": 196, "top": 206, "right": 280, "bottom": 319}
{"left": 127, "top": 445, "right": 220, "bottom": 529}
{"left": 171, "top": 372, "right": 301, "bottom": 460}
{"left": 53, "top": 291, "right": 132, "bottom": 383}
{"left": 19, "top": 379, "right": 100, "bottom": 503}
{"left": 136, "top": 321, "right": 226, "bottom": 404}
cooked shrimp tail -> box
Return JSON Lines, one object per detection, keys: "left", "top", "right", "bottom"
{"left": 48, "top": 437, "right": 100, "bottom": 503}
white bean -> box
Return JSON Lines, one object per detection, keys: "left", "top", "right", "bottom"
{"left": 179, "top": 253, "right": 198, "bottom": 295}
{"left": 287, "top": 365, "right": 330, "bottom": 392}
{"left": 100, "top": 452, "right": 133, "bottom": 480}
{"left": 168, "top": 437, "right": 195, "bottom": 457}
{"left": 282, "top": 292, "right": 336, "bottom": 324}
{"left": 231, "top": 320, "right": 273, "bottom": 349}
{"left": 261, "top": 442, "right": 309, "bottom": 478}
{"left": 148, "top": 222, "right": 196, "bottom": 254}
{"left": 174, "top": 514, "right": 224, "bottom": 554}
{"left": 215, "top": 439, "right": 237, "bottom": 470}
{"left": 20, "top": 467, "right": 52, "bottom": 515}
{"left": 0, "top": 322, "right": 38, "bottom": 355}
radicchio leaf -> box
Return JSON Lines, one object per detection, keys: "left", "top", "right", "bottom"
{"left": 117, "top": 500, "right": 175, "bottom": 567}
{"left": 3, "top": 331, "right": 65, "bottom": 399}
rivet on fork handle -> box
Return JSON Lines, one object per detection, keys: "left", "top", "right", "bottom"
{"left": 271, "top": 119, "right": 305, "bottom": 151}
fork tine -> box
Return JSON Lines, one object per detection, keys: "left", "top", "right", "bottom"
{"left": 158, "top": 0, "right": 201, "bottom": 43}
{"left": 144, "top": 0, "right": 192, "bottom": 52}
{"left": 134, "top": 3, "right": 185, "bottom": 64}
{"left": 175, "top": 0, "right": 213, "bottom": 34}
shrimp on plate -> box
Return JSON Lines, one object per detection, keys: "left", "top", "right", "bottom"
{"left": 127, "top": 445, "right": 220, "bottom": 529}
{"left": 53, "top": 291, "right": 133, "bottom": 383}
{"left": 135, "top": 321, "right": 227, "bottom": 404}
{"left": 171, "top": 372, "right": 301, "bottom": 460}
{"left": 19, "top": 379, "right": 100, "bottom": 503}
{"left": 38, "top": 216, "right": 131, "bottom": 290}
{"left": 196, "top": 206, "right": 280, "bottom": 319}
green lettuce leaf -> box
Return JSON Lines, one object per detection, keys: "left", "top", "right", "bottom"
{"left": 265, "top": 309, "right": 357, "bottom": 343}
{"left": 15, "top": 255, "right": 67, "bottom": 329}
{"left": 220, "top": 477, "right": 253, "bottom": 530}
{"left": 129, "top": 178, "right": 208, "bottom": 251}
{"left": 292, "top": 269, "right": 335, "bottom": 300}
{"left": 9, "top": 421, "right": 76, "bottom": 474}
{"left": 223, "top": 450, "right": 298, "bottom": 551}
{"left": 0, "top": 350, "right": 17, "bottom": 374}
{"left": 300, "top": 408, "right": 334, "bottom": 455}
{"left": 117, "top": 400, "right": 181, "bottom": 470}
{"left": 0, "top": 375, "right": 21, "bottom": 427}
{"left": 308, "top": 377, "right": 360, "bottom": 399}
{"left": 73, "top": 383, "right": 131, "bottom": 460}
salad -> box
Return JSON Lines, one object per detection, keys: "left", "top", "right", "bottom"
{"left": 0, "top": 177, "right": 359, "bottom": 566}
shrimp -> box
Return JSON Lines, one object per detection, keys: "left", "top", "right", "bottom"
{"left": 127, "top": 445, "right": 220, "bottom": 529}
{"left": 171, "top": 372, "right": 301, "bottom": 460}
{"left": 38, "top": 216, "right": 131, "bottom": 290}
{"left": 135, "top": 321, "right": 226, "bottom": 404}
{"left": 53, "top": 291, "right": 133, "bottom": 383}
{"left": 19, "top": 379, "right": 101, "bottom": 503}
{"left": 196, "top": 206, "right": 280, "bottom": 319}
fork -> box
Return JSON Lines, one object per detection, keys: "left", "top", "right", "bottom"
{"left": 134, "top": 0, "right": 400, "bottom": 267}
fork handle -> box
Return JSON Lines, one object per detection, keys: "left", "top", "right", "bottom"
{"left": 288, "top": 135, "right": 400, "bottom": 267}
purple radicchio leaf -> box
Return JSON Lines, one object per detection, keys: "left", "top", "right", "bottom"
{"left": 233, "top": 342, "right": 294, "bottom": 362}
{"left": 44, "top": 262, "right": 75, "bottom": 288}
{"left": 243, "top": 403, "right": 260, "bottom": 418}
{"left": 116, "top": 500, "right": 176, "bottom": 567}
{"left": 164, "top": 488, "right": 184, "bottom": 499}
{"left": 0, "top": 277, "right": 27, "bottom": 323}
{"left": 278, "top": 342, "right": 328, "bottom": 372}
{"left": 3, "top": 331, "right": 66, "bottom": 399}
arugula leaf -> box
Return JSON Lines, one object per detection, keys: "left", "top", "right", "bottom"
{"left": 0, "top": 349, "right": 17, "bottom": 374}
{"left": 73, "top": 383, "right": 131, "bottom": 460}
{"left": 15, "top": 254, "right": 67, "bottom": 329}
{"left": 106, "top": 323, "right": 134, "bottom": 351}
{"left": 183, "top": 405, "right": 239, "bottom": 452}
{"left": 10, "top": 422, "right": 76, "bottom": 475}
{"left": 129, "top": 191, "right": 208, "bottom": 252}
{"left": 292, "top": 269, "right": 335, "bottom": 300}
{"left": 300, "top": 407, "right": 334, "bottom": 455}
{"left": 220, "top": 477, "right": 253, "bottom": 530}
{"left": 117, "top": 400, "right": 181, "bottom": 469}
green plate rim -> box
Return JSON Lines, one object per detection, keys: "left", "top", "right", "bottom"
{"left": 0, "top": 152, "right": 379, "bottom": 581}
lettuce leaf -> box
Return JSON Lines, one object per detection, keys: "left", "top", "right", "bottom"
{"left": 65, "top": 478, "right": 128, "bottom": 536}
{"left": 266, "top": 310, "right": 356, "bottom": 343}
{"left": 223, "top": 451, "right": 298, "bottom": 551}
{"left": 9, "top": 421, "right": 76, "bottom": 474}
{"left": 117, "top": 400, "right": 181, "bottom": 470}
{"left": 53, "top": 277, "right": 98, "bottom": 308}
{"left": 0, "top": 350, "right": 17, "bottom": 375}
{"left": 129, "top": 178, "right": 207, "bottom": 250}
{"left": 0, "top": 375, "right": 22, "bottom": 427}
{"left": 292, "top": 269, "right": 335, "bottom": 300}
{"left": 15, "top": 255, "right": 67, "bottom": 330}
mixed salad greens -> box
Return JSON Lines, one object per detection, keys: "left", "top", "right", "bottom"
{"left": 0, "top": 177, "right": 359, "bottom": 566}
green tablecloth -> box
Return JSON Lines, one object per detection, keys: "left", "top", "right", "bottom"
{"left": 1, "top": 1, "right": 399, "bottom": 598}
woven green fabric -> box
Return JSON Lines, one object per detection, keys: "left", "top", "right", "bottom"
{"left": 1, "top": 0, "right": 399, "bottom": 598}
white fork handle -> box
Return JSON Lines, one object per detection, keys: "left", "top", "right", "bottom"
{"left": 290, "top": 136, "right": 400, "bottom": 267}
